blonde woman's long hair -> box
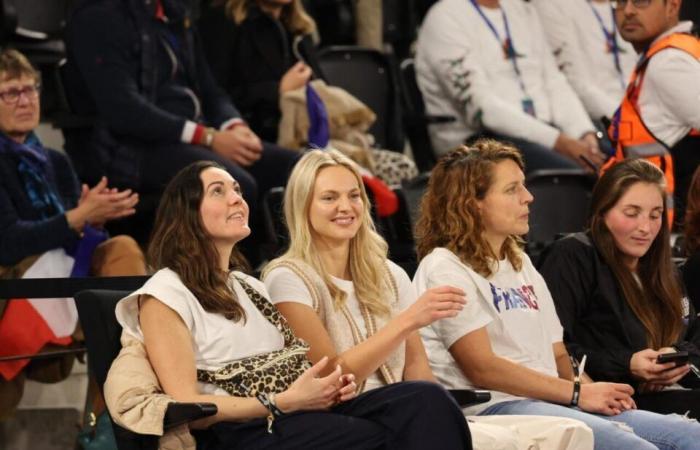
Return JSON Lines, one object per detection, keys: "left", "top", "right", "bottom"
{"left": 281, "top": 149, "right": 392, "bottom": 317}
{"left": 416, "top": 140, "right": 525, "bottom": 277}
{"left": 222, "top": 0, "right": 316, "bottom": 35}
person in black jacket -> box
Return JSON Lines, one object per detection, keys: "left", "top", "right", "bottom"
{"left": 198, "top": 0, "right": 322, "bottom": 143}
{"left": 539, "top": 158, "right": 700, "bottom": 418}
{"left": 682, "top": 165, "right": 700, "bottom": 313}
{"left": 64, "top": 0, "right": 299, "bottom": 255}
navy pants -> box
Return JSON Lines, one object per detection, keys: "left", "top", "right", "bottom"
{"left": 194, "top": 381, "right": 472, "bottom": 450}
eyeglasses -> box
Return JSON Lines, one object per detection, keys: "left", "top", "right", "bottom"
{"left": 610, "top": 0, "right": 652, "bottom": 10}
{"left": 0, "top": 83, "right": 41, "bottom": 104}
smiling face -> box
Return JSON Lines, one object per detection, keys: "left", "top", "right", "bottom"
{"left": 603, "top": 181, "right": 663, "bottom": 268}
{"left": 477, "top": 159, "right": 533, "bottom": 254}
{"left": 615, "top": 0, "right": 680, "bottom": 51}
{"left": 308, "top": 165, "right": 364, "bottom": 248}
{"left": 199, "top": 167, "right": 250, "bottom": 248}
{"left": 0, "top": 74, "right": 40, "bottom": 142}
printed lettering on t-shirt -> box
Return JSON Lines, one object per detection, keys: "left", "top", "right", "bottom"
{"left": 490, "top": 283, "right": 539, "bottom": 313}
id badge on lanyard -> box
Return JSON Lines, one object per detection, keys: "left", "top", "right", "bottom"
{"left": 522, "top": 98, "right": 536, "bottom": 117}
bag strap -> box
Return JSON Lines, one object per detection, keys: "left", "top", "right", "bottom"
{"left": 233, "top": 276, "right": 297, "bottom": 346}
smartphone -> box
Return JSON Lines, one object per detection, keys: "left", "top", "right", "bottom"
{"left": 656, "top": 351, "right": 689, "bottom": 366}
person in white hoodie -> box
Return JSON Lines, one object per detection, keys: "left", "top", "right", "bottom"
{"left": 416, "top": 0, "right": 607, "bottom": 173}
{"left": 531, "top": 0, "right": 637, "bottom": 122}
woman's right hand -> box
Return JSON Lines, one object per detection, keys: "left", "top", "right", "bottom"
{"left": 276, "top": 356, "right": 348, "bottom": 413}
{"left": 578, "top": 382, "right": 636, "bottom": 416}
{"left": 400, "top": 286, "right": 466, "bottom": 329}
{"left": 630, "top": 348, "right": 682, "bottom": 381}
{"left": 279, "top": 62, "right": 312, "bottom": 94}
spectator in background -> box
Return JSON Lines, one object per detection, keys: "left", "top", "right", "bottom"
{"left": 604, "top": 0, "right": 700, "bottom": 226}
{"left": 198, "top": 0, "right": 321, "bottom": 143}
{"left": 540, "top": 159, "right": 700, "bottom": 418}
{"left": 64, "top": 0, "right": 299, "bottom": 258}
{"left": 412, "top": 141, "right": 700, "bottom": 449}
{"left": 532, "top": 0, "right": 637, "bottom": 124}
{"left": 0, "top": 48, "right": 146, "bottom": 419}
{"left": 416, "top": 0, "right": 607, "bottom": 173}
{"left": 682, "top": 165, "right": 700, "bottom": 313}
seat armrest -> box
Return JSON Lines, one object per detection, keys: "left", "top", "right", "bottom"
{"left": 163, "top": 402, "right": 218, "bottom": 430}
{"left": 448, "top": 389, "right": 491, "bottom": 407}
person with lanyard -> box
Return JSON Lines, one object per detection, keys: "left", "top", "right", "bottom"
{"left": 415, "top": 0, "right": 607, "bottom": 173}
{"left": 0, "top": 49, "right": 146, "bottom": 419}
{"left": 413, "top": 141, "right": 700, "bottom": 450}
{"left": 64, "top": 0, "right": 300, "bottom": 262}
{"left": 603, "top": 0, "right": 700, "bottom": 227}
{"left": 531, "top": 0, "right": 637, "bottom": 129}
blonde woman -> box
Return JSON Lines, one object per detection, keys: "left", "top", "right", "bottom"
{"left": 263, "top": 149, "right": 595, "bottom": 449}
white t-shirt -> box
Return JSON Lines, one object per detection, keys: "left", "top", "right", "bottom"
{"left": 416, "top": 0, "right": 594, "bottom": 154}
{"left": 413, "top": 248, "right": 563, "bottom": 414}
{"left": 532, "top": 0, "right": 637, "bottom": 120}
{"left": 264, "top": 261, "right": 416, "bottom": 392}
{"left": 116, "top": 268, "right": 285, "bottom": 395}
{"left": 639, "top": 21, "right": 700, "bottom": 147}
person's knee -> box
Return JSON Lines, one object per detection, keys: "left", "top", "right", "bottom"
{"left": 470, "top": 422, "right": 518, "bottom": 450}
{"left": 91, "top": 235, "right": 146, "bottom": 276}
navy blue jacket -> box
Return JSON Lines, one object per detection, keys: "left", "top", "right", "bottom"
{"left": 64, "top": 0, "right": 240, "bottom": 188}
{"left": 0, "top": 149, "right": 80, "bottom": 266}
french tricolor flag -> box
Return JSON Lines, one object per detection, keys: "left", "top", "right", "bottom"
{"left": 0, "top": 226, "right": 105, "bottom": 380}
{"left": 0, "top": 249, "right": 77, "bottom": 380}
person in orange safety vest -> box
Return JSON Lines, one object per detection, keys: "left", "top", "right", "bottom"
{"left": 605, "top": 0, "right": 700, "bottom": 227}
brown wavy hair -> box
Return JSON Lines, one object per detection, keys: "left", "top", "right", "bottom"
{"left": 590, "top": 159, "right": 683, "bottom": 348}
{"left": 415, "top": 140, "right": 524, "bottom": 277}
{"left": 684, "top": 166, "right": 700, "bottom": 254}
{"left": 221, "top": 0, "right": 316, "bottom": 35}
{"left": 147, "top": 161, "right": 249, "bottom": 322}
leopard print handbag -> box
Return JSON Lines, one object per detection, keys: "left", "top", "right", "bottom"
{"left": 196, "top": 276, "right": 311, "bottom": 396}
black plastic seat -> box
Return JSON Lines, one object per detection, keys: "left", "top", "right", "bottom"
{"left": 317, "top": 46, "right": 404, "bottom": 152}
{"left": 74, "top": 288, "right": 217, "bottom": 450}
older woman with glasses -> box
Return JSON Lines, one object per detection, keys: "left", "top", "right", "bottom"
{"left": 0, "top": 49, "right": 146, "bottom": 418}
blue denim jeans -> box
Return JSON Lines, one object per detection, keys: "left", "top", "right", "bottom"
{"left": 481, "top": 399, "right": 700, "bottom": 450}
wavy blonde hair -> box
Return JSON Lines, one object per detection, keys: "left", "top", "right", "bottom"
{"left": 222, "top": 0, "right": 316, "bottom": 35}
{"left": 416, "top": 140, "right": 525, "bottom": 277}
{"left": 280, "top": 149, "right": 391, "bottom": 317}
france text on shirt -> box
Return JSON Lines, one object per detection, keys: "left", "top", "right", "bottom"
{"left": 490, "top": 283, "right": 539, "bottom": 313}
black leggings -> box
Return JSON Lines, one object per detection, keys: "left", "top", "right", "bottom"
{"left": 194, "top": 381, "right": 472, "bottom": 450}
{"left": 635, "top": 388, "right": 700, "bottom": 420}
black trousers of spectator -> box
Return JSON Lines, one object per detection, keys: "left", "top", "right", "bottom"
{"left": 194, "top": 381, "right": 472, "bottom": 450}
{"left": 635, "top": 389, "right": 700, "bottom": 421}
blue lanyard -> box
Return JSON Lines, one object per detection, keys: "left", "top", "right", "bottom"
{"left": 587, "top": 1, "right": 626, "bottom": 90}
{"left": 469, "top": 0, "right": 530, "bottom": 101}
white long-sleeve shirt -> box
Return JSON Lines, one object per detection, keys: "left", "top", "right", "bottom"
{"left": 531, "top": 0, "right": 638, "bottom": 121}
{"left": 638, "top": 21, "right": 700, "bottom": 147}
{"left": 416, "top": 0, "right": 594, "bottom": 156}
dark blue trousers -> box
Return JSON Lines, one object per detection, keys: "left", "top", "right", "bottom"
{"left": 195, "top": 381, "right": 472, "bottom": 450}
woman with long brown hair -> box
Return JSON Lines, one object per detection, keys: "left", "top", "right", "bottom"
{"left": 112, "top": 160, "right": 471, "bottom": 449}
{"left": 413, "top": 140, "right": 700, "bottom": 449}
{"left": 540, "top": 158, "right": 700, "bottom": 418}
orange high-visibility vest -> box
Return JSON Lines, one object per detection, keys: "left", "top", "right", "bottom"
{"left": 605, "top": 32, "right": 700, "bottom": 225}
